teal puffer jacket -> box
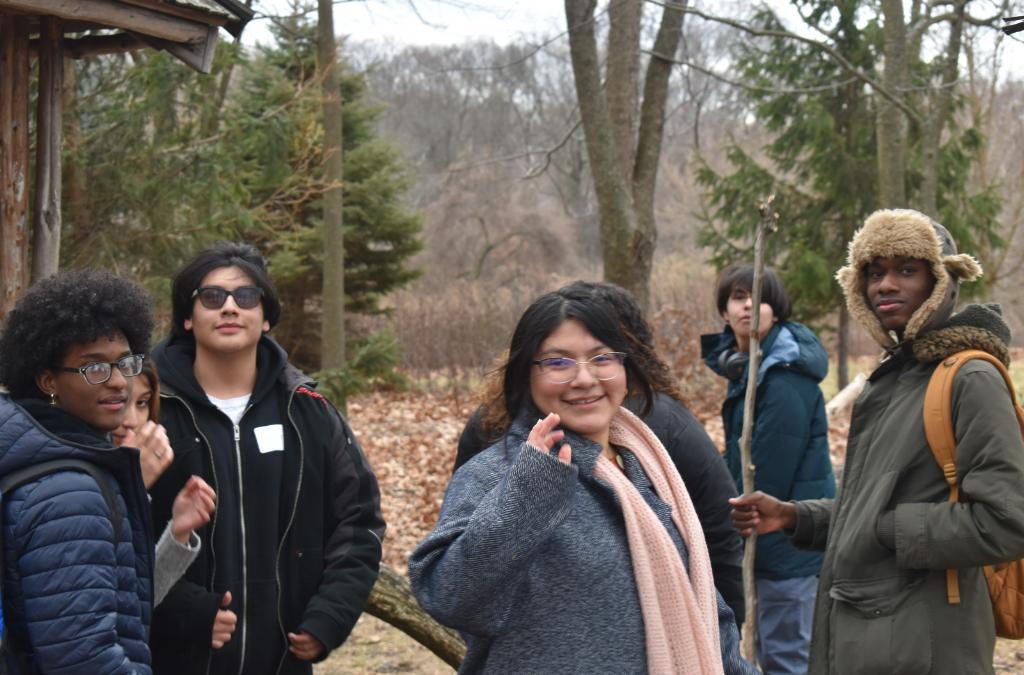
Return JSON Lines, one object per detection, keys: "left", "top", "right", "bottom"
{"left": 703, "top": 321, "right": 836, "bottom": 580}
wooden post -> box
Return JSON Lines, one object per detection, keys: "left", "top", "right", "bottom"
{"left": 0, "top": 15, "right": 31, "bottom": 318}
{"left": 737, "top": 195, "right": 779, "bottom": 662}
{"left": 31, "top": 17, "right": 63, "bottom": 283}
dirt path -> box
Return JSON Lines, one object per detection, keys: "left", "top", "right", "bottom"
{"left": 316, "top": 615, "right": 453, "bottom": 674}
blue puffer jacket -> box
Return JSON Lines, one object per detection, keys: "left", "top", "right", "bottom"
{"left": 0, "top": 397, "right": 154, "bottom": 674}
{"left": 702, "top": 321, "right": 836, "bottom": 580}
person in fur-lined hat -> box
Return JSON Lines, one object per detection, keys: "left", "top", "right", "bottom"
{"left": 730, "top": 208, "right": 1024, "bottom": 674}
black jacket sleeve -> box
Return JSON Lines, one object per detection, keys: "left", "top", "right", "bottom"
{"left": 150, "top": 580, "right": 224, "bottom": 649}
{"left": 453, "top": 406, "right": 489, "bottom": 474}
{"left": 298, "top": 406, "right": 385, "bottom": 658}
{"left": 642, "top": 395, "right": 745, "bottom": 626}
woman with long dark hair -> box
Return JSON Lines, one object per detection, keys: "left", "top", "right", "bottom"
{"left": 452, "top": 281, "right": 745, "bottom": 626}
{"left": 410, "top": 284, "right": 754, "bottom": 674}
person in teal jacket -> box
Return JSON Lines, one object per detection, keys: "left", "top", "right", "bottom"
{"left": 701, "top": 265, "right": 836, "bottom": 675}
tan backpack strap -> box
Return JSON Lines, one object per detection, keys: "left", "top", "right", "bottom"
{"left": 923, "top": 349, "right": 1019, "bottom": 605}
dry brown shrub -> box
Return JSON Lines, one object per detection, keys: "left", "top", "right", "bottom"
{"left": 649, "top": 255, "right": 726, "bottom": 420}
{"left": 387, "top": 274, "right": 578, "bottom": 387}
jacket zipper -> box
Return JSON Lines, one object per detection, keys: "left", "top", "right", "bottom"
{"left": 233, "top": 420, "right": 249, "bottom": 675}
{"left": 167, "top": 387, "right": 304, "bottom": 675}
{"left": 275, "top": 385, "right": 305, "bottom": 675}
{"left": 162, "top": 393, "right": 220, "bottom": 675}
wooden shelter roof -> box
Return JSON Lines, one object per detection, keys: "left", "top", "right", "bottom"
{"left": 0, "top": 0, "right": 254, "bottom": 71}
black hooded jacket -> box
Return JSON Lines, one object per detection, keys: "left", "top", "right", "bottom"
{"left": 147, "top": 335, "right": 385, "bottom": 675}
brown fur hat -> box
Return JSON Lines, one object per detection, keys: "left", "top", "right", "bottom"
{"left": 835, "top": 209, "right": 983, "bottom": 347}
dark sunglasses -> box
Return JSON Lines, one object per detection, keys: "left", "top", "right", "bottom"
{"left": 192, "top": 286, "right": 263, "bottom": 310}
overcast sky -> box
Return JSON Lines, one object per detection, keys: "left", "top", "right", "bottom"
{"left": 246, "top": 0, "right": 568, "bottom": 47}
{"left": 242, "top": 0, "right": 1024, "bottom": 81}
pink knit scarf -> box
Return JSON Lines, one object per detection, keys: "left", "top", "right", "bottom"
{"left": 592, "top": 407, "right": 723, "bottom": 675}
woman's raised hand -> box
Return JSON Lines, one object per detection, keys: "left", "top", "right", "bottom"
{"left": 125, "top": 420, "right": 174, "bottom": 489}
{"left": 170, "top": 475, "right": 216, "bottom": 544}
{"left": 527, "top": 412, "right": 572, "bottom": 465}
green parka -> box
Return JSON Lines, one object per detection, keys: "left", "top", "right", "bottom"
{"left": 793, "top": 210, "right": 1024, "bottom": 674}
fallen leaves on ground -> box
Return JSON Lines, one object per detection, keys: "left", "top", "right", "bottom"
{"left": 348, "top": 390, "right": 476, "bottom": 574}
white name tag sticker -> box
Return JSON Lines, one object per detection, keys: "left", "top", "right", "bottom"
{"left": 254, "top": 424, "right": 285, "bottom": 454}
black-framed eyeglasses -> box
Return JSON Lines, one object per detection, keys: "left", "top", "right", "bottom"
{"left": 531, "top": 351, "right": 627, "bottom": 384}
{"left": 57, "top": 354, "right": 146, "bottom": 385}
{"left": 192, "top": 286, "right": 263, "bottom": 310}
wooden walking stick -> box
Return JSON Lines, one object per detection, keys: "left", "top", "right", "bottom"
{"left": 739, "top": 195, "right": 779, "bottom": 662}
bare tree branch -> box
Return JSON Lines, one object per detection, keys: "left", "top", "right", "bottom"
{"left": 909, "top": 7, "right": 1001, "bottom": 42}
{"left": 252, "top": 0, "right": 366, "bottom": 23}
{"left": 649, "top": 50, "right": 859, "bottom": 94}
{"left": 441, "top": 114, "right": 583, "bottom": 179}
{"left": 525, "top": 119, "right": 583, "bottom": 179}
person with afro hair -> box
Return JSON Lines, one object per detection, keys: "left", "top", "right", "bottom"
{"left": 0, "top": 268, "right": 157, "bottom": 673}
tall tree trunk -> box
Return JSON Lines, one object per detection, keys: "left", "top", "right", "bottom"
{"left": 31, "top": 18, "right": 64, "bottom": 283}
{"left": 0, "top": 16, "right": 31, "bottom": 317}
{"left": 918, "top": 1, "right": 966, "bottom": 217}
{"left": 606, "top": 0, "right": 642, "bottom": 189}
{"left": 565, "top": 0, "right": 638, "bottom": 296}
{"left": 317, "top": 0, "right": 346, "bottom": 404}
{"left": 565, "top": 0, "right": 685, "bottom": 310}
{"left": 630, "top": 0, "right": 687, "bottom": 311}
{"left": 877, "top": 0, "right": 908, "bottom": 207}
{"left": 63, "top": 57, "right": 90, "bottom": 245}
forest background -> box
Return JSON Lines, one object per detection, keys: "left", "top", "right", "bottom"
{"left": 37, "top": 0, "right": 1024, "bottom": 671}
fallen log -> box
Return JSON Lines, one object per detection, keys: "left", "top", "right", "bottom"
{"left": 364, "top": 564, "right": 466, "bottom": 669}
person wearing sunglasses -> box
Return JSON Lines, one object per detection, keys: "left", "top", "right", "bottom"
{"left": 146, "top": 242, "right": 385, "bottom": 675}
{"left": 410, "top": 284, "right": 755, "bottom": 674}
{"left": 0, "top": 269, "right": 157, "bottom": 673}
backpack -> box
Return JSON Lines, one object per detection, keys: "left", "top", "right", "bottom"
{"left": 0, "top": 459, "right": 123, "bottom": 673}
{"left": 923, "top": 349, "right": 1024, "bottom": 639}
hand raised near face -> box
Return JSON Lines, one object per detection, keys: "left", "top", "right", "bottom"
{"left": 125, "top": 420, "right": 174, "bottom": 489}
{"left": 526, "top": 412, "right": 572, "bottom": 465}
{"left": 171, "top": 476, "right": 216, "bottom": 544}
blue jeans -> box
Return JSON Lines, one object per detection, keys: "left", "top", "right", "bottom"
{"left": 756, "top": 575, "right": 817, "bottom": 675}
